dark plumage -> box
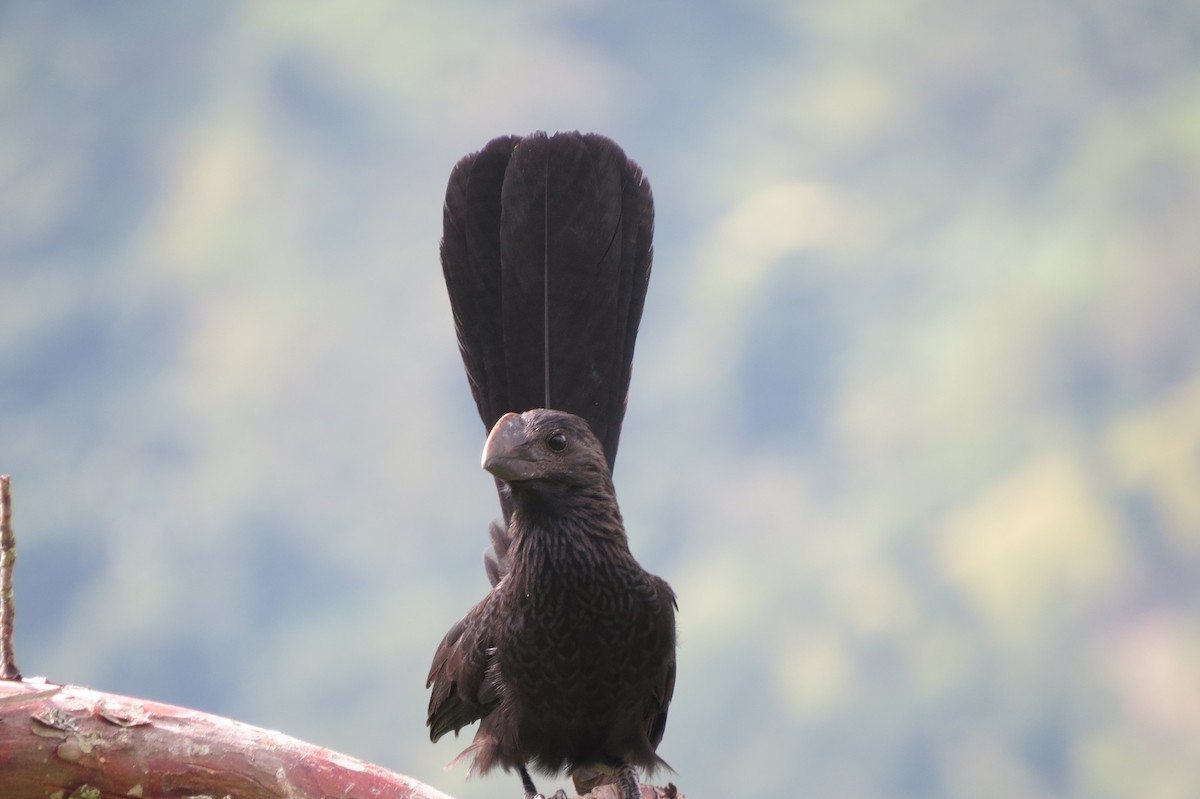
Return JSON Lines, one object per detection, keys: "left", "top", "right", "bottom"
{"left": 439, "top": 132, "right": 653, "bottom": 554}
{"left": 428, "top": 133, "right": 675, "bottom": 799}
{"left": 427, "top": 410, "right": 676, "bottom": 796}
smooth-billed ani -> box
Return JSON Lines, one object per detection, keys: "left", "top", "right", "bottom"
{"left": 426, "top": 132, "right": 677, "bottom": 799}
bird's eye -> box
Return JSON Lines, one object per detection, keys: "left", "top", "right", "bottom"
{"left": 547, "top": 432, "right": 568, "bottom": 452}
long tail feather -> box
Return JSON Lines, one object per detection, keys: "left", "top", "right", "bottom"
{"left": 441, "top": 131, "right": 654, "bottom": 472}
{"left": 440, "top": 135, "right": 520, "bottom": 427}
{"left": 441, "top": 132, "right": 654, "bottom": 584}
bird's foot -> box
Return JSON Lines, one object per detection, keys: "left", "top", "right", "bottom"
{"left": 520, "top": 763, "right": 564, "bottom": 799}
{"left": 614, "top": 762, "right": 640, "bottom": 799}
{"left": 571, "top": 761, "right": 640, "bottom": 799}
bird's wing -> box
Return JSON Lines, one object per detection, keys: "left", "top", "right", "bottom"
{"left": 441, "top": 131, "right": 654, "bottom": 475}
{"left": 482, "top": 518, "right": 511, "bottom": 588}
{"left": 426, "top": 591, "right": 501, "bottom": 742}
{"left": 646, "top": 576, "right": 678, "bottom": 753}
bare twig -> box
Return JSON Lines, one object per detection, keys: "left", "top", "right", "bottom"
{"left": 0, "top": 474, "right": 20, "bottom": 680}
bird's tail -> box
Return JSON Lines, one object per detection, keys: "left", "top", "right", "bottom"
{"left": 440, "top": 132, "right": 654, "bottom": 582}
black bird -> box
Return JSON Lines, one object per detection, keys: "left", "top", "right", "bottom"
{"left": 426, "top": 132, "right": 677, "bottom": 799}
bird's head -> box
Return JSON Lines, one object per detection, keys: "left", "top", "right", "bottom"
{"left": 482, "top": 409, "right": 611, "bottom": 488}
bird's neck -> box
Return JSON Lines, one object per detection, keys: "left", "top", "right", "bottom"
{"left": 508, "top": 478, "right": 621, "bottom": 526}
{"left": 506, "top": 481, "right": 631, "bottom": 568}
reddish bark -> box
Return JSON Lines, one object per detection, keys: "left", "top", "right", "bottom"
{"left": 0, "top": 678, "right": 453, "bottom": 799}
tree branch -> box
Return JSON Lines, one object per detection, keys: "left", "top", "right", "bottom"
{"left": 0, "top": 678, "right": 454, "bottom": 799}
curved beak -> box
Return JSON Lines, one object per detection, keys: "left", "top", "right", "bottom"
{"left": 482, "top": 412, "right": 531, "bottom": 480}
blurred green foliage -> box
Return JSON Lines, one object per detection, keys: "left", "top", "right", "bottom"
{"left": 2, "top": 1, "right": 1199, "bottom": 797}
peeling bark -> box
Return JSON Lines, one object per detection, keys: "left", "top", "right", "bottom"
{"left": 0, "top": 679, "right": 453, "bottom": 799}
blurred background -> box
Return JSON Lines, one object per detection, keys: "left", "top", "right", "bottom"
{"left": 3, "top": 2, "right": 1200, "bottom": 797}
